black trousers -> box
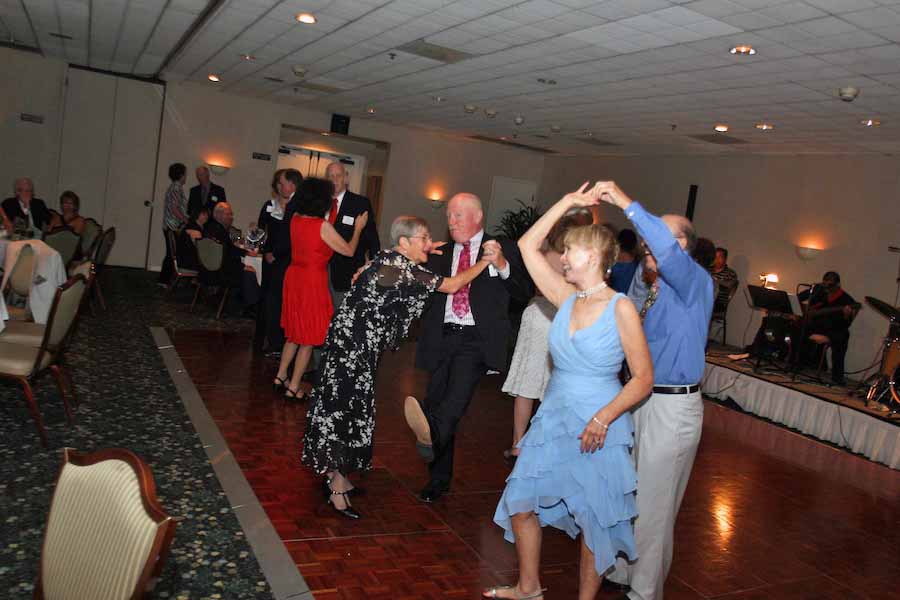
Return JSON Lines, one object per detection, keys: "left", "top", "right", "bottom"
{"left": 159, "top": 227, "right": 176, "bottom": 284}
{"left": 423, "top": 326, "right": 487, "bottom": 486}
{"left": 255, "top": 260, "right": 286, "bottom": 350}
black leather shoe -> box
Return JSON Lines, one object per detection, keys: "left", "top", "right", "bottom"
{"left": 419, "top": 481, "right": 450, "bottom": 503}
{"left": 326, "top": 489, "right": 361, "bottom": 520}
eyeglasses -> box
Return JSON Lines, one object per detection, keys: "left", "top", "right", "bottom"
{"left": 409, "top": 234, "right": 432, "bottom": 242}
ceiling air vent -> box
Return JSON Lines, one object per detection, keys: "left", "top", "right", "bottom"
{"left": 688, "top": 134, "right": 747, "bottom": 145}
{"left": 295, "top": 81, "right": 347, "bottom": 94}
{"left": 468, "top": 135, "right": 557, "bottom": 154}
{"left": 49, "top": 32, "right": 74, "bottom": 40}
{"left": 396, "top": 40, "right": 474, "bottom": 63}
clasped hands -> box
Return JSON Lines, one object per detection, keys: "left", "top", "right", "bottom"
{"left": 562, "top": 180, "right": 633, "bottom": 211}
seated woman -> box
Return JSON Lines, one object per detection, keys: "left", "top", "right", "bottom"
{"left": 175, "top": 206, "right": 209, "bottom": 270}
{"left": 48, "top": 190, "right": 87, "bottom": 235}
{"left": 301, "top": 216, "right": 501, "bottom": 519}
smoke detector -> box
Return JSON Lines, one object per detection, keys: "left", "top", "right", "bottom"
{"left": 513, "top": 115, "right": 525, "bottom": 125}
{"left": 838, "top": 86, "right": 859, "bottom": 102}
{"left": 292, "top": 65, "right": 307, "bottom": 78}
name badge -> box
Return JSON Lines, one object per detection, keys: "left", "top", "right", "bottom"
{"left": 211, "top": 195, "right": 218, "bottom": 201}
{"left": 342, "top": 215, "right": 355, "bottom": 226}
{"left": 488, "top": 265, "right": 498, "bottom": 277}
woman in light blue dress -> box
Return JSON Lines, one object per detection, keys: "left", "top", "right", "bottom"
{"left": 485, "top": 183, "right": 654, "bottom": 600}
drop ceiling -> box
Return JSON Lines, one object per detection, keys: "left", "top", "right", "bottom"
{"left": 5, "top": 0, "right": 900, "bottom": 155}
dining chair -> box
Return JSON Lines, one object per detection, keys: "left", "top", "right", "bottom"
{"left": 43, "top": 229, "right": 81, "bottom": 267}
{"left": 91, "top": 227, "right": 116, "bottom": 311}
{"left": 4, "top": 243, "right": 36, "bottom": 321}
{"left": 34, "top": 447, "right": 176, "bottom": 600}
{"left": 79, "top": 218, "right": 102, "bottom": 259}
{"left": 0, "top": 275, "right": 86, "bottom": 446}
{"left": 191, "top": 237, "right": 231, "bottom": 319}
{"left": 165, "top": 229, "right": 198, "bottom": 297}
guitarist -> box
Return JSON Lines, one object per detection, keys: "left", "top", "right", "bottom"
{"left": 796, "top": 271, "right": 859, "bottom": 385}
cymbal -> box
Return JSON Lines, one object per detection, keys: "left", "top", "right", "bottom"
{"left": 865, "top": 296, "right": 900, "bottom": 321}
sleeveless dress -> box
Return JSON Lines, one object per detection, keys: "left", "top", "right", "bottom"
{"left": 281, "top": 215, "right": 333, "bottom": 345}
{"left": 493, "top": 293, "right": 638, "bottom": 576}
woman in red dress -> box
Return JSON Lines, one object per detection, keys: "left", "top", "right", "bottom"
{"left": 275, "top": 177, "right": 368, "bottom": 399}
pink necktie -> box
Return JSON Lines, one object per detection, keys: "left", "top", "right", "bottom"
{"left": 452, "top": 242, "right": 471, "bottom": 318}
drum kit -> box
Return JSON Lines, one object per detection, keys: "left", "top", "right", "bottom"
{"left": 864, "top": 295, "right": 900, "bottom": 414}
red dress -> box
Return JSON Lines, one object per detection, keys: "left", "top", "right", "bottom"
{"left": 281, "top": 215, "right": 334, "bottom": 345}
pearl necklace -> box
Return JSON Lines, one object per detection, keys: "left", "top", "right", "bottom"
{"left": 575, "top": 281, "right": 608, "bottom": 299}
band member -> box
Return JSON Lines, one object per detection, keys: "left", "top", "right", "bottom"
{"left": 796, "top": 271, "right": 858, "bottom": 385}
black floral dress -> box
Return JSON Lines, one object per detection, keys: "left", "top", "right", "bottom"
{"left": 301, "top": 250, "right": 443, "bottom": 475}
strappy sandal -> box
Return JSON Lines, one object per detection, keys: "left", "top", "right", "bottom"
{"left": 272, "top": 376, "right": 288, "bottom": 392}
{"left": 482, "top": 585, "right": 547, "bottom": 599}
{"left": 284, "top": 387, "right": 305, "bottom": 401}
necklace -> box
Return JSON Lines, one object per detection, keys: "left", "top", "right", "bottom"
{"left": 575, "top": 281, "right": 608, "bottom": 299}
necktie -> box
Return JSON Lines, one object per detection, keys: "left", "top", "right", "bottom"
{"left": 328, "top": 198, "right": 338, "bottom": 224}
{"left": 452, "top": 242, "right": 472, "bottom": 318}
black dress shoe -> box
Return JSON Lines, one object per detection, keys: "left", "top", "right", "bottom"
{"left": 326, "top": 489, "right": 361, "bottom": 520}
{"left": 419, "top": 481, "right": 450, "bottom": 503}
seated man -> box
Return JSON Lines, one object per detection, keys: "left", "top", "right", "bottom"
{"left": 796, "top": 271, "right": 858, "bottom": 385}
{"left": 202, "top": 202, "right": 260, "bottom": 313}
{"left": 711, "top": 246, "right": 738, "bottom": 313}
{"left": 2, "top": 177, "right": 51, "bottom": 234}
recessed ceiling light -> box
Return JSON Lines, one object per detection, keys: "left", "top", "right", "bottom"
{"left": 321, "top": 131, "right": 332, "bottom": 136}
{"left": 514, "top": 115, "right": 525, "bottom": 125}
{"left": 584, "top": 131, "right": 594, "bottom": 137}
{"left": 755, "top": 123, "right": 775, "bottom": 130}
{"left": 366, "top": 107, "right": 376, "bottom": 114}
{"left": 241, "top": 54, "right": 255, "bottom": 61}
{"left": 714, "top": 123, "right": 729, "bottom": 132}
{"left": 207, "top": 74, "right": 220, "bottom": 82}
{"left": 730, "top": 45, "right": 756, "bottom": 55}
{"left": 432, "top": 95, "right": 445, "bottom": 103}
{"left": 550, "top": 124, "right": 562, "bottom": 133}
{"left": 296, "top": 13, "right": 317, "bottom": 24}
{"left": 484, "top": 108, "right": 497, "bottom": 118}
{"left": 464, "top": 104, "right": 478, "bottom": 114}
{"left": 500, "top": 136, "right": 508, "bottom": 141}
{"left": 861, "top": 118, "right": 881, "bottom": 127}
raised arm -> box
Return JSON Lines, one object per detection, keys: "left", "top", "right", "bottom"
{"left": 0, "top": 206, "right": 12, "bottom": 233}
{"left": 321, "top": 211, "right": 368, "bottom": 257}
{"left": 579, "top": 298, "right": 654, "bottom": 453}
{"left": 518, "top": 182, "right": 599, "bottom": 308}
{"left": 595, "top": 181, "right": 705, "bottom": 305}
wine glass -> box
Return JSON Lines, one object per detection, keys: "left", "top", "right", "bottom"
{"left": 245, "top": 222, "right": 266, "bottom": 250}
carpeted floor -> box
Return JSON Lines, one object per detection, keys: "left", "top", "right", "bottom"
{"left": 0, "top": 267, "right": 269, "bottom": 599}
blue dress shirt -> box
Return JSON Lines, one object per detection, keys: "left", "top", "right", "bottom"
{"left": 625, "top": 202, "right": 714, "bottom": 385}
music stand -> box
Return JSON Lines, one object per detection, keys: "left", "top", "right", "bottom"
{"left": 747, "top": 285, "right": 795, "bottom": 373}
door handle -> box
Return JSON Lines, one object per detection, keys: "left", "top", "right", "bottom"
{"left": 143, "top": 200, "right": 152, "bottom": 207}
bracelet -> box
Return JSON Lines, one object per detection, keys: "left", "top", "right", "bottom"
{"left": 591, "top": 416, "right": 608, "bottom": 430}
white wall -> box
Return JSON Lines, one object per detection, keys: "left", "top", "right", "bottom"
{"left": 0, "top": 48, "right": 66, "bottom": 203}
{"left": 150, "top": 81, "right": 546, "bottom": 270}
{"left": 540, "top": 154, "right": 900, "bottom": 374}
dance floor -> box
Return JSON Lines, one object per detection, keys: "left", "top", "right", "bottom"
{"left": 171, "top": 329, "right": 900, "bottom": 600}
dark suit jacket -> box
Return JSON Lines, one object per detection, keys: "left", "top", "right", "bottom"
{"left": 415, "top": 233, "right": 533, "bottom": 372}
{"left": 188, "top": 183, "right": 226, "bottom": 217}
{"left": 2, "top": 197, "right": 51, "bottom": 231}
{"left": 329, "top": 190, "right": 381, "bottom": 291}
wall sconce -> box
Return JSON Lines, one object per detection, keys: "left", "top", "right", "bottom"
{"left": 795, "top": 245, "right": 822, "bottom": 261}
{"left": 759, "top": 273, "right": 779, "bottom": 289}
{"left": 207, "top": 163, "right": 230, "bottom": 175}
{"left": 427, "top": 195, "right": 445, "bottom": 210}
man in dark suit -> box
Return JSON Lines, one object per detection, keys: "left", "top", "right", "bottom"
{"left": 404, "top": 192, "right": 533, "bottom": 503}
{"left": 188, "top": 166, "right": 227, "bottom": 217}
{"left": 3, "top": 177, "right": 51, "bottom": 233}
{"left": 202, "top": 202, "right": 259, "bottom": 311}
{"left": 325, "top": 162, "right": 380, "bottom": 308}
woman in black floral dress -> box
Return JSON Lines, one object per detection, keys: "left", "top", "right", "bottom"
{"left": 301, "top": 215, "right": 500, "bottom": 519}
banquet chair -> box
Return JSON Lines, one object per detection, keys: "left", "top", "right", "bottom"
{"left": 34, "top": 447, "right": 176, "bottom": 600}
{"left": 191, "top": 237, "right": 230, "bottom": 319}
{"left": 165, "top": 229, "right": 198, "bottom": 297}
{"left": 79, "top": 218, "right": 102, "bottom": 259}
{"left": 709, "top": 283, "right": 738, "bottom": 346}
{"left": 4, "top": 243, "right": 36, "bottom": 321}
{"left": 0, "top": 275, "right": 86, "bottom": 446}
{"left": 91, "top": 227, "right": 116, "bottom": 311}
{"left": 43, "top": 229, "right": 81, "bottom": 268}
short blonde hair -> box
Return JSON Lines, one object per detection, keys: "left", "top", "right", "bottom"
{"left": 563, "top": 224, "right": 619, "bottom": 280}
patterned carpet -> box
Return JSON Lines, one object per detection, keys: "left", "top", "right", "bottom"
{"left": 0, "top": 267, "right": 269, "bottom": 599}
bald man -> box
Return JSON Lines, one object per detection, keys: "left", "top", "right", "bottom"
{"left": 404, "top": 192, "right": 533, "bottom": 503}
{"left": 188, "top": 166, "right": 227, "bottom": 217}
{"left": 595, "top": 182, "right": 713, "bottom": 600}
{"left": 324, "top": 162, "right": 380, "bottom": 308}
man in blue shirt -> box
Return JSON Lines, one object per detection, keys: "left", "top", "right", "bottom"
{"left": 596, "top": 181, "right": 714, "bottom": 600}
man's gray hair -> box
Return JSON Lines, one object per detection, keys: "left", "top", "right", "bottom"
{"left": 390, "top": 215, "right": 429, "bottom": 246}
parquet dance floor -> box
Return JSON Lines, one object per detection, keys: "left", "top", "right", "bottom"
{"left": 171, "top": 330, "right": 900, "bottom": 599}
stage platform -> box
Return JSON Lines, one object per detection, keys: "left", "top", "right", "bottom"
{"left": 703, "top": 348, "right": 900, "bottom": 469}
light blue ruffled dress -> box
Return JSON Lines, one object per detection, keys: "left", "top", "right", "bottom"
{"left": 493, "top": 293, "right": 637, "bottom": 575}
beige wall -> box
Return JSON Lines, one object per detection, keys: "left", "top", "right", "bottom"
{"left": 150, "top": 81, "right": 545, "bottom": 269}
{"left": 0, "top": 48, "right": 66, "bottom": 203}
{"left": 540, "top": 154, "right": 900, "bottom": 373}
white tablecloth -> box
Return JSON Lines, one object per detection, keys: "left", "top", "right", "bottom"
{"left": 242, "top": 254, "right": 263, "bottom": 286}
{"left": 0, "top": 239, "right": 67, "bottom": 326}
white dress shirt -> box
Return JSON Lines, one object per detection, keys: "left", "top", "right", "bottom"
{"left": 443, "top": 229, "right": 510, "bottom": 325}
